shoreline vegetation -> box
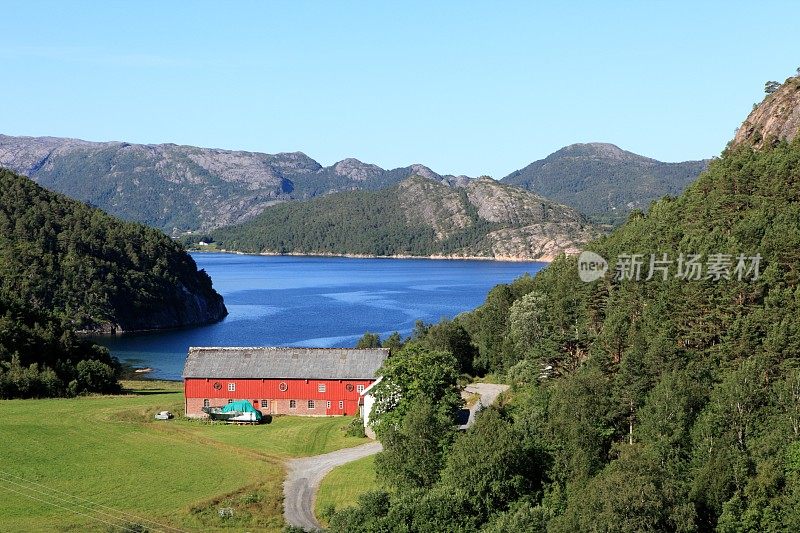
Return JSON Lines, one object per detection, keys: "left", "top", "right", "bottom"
{"left": 321, "top": 79, "right": 800, "bottom": 530}
{"left": 187, "top": 247, "right": 555, "bottom": 263}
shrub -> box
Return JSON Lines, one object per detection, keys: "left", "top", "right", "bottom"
{"left": 71, "top": 359, "right": 120, "bottom": 395}
{"left": 0, "top": 355, "right": 66, "bottom": 399}
{"left": 345, "top": 417, "right": 366, "bottom": 438}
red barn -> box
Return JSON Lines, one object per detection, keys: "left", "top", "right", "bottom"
{"left": 183, "top": 347, "right": 388, "bottom": 417}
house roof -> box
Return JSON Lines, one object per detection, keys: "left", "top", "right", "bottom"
{"left": 183, "top": 347, "right": 389, "bottom": 380}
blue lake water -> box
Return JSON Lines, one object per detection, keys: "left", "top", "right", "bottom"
{"left": 97, "top": 253, "right": 545, "bottom": 380}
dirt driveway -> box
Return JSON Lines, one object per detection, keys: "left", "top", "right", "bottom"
{"left": 283, "top": 382, "right": 509, "bottom": 530}
{"left": 283, "top": 441, "right": 383, "bottom": 530}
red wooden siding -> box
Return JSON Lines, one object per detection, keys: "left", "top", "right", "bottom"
{"left": 184, "top": 378, "right": 373, "bottom": 416}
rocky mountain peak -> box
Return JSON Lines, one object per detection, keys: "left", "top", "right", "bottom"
{"left": 441, "top": 175, "right": 473, "bottom": 188}
{"left": 270, "top": 151, "right": 323, "bottom": 172}
{"left": 555, "top": 142, "right": 652, "bottom": 162}
{"left": 407, "top": 164, "right": 440, "bottom": 180}
{"left": 732, "top": 76, "right": 800, "bottom": 149}
{"left": 331, "top": 158, "right": 384, "bottom": 181}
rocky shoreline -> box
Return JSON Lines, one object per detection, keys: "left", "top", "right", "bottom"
{"left": 190, "top": 247, "right": 557, "bottom": 263}
{"left": 76, "top": 290, "right": 228, "bottom": 336}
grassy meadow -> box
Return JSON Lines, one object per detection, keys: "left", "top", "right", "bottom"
{"left": 0, "top": 381, "right": 367, "bottom": 532}
{"left": 315, "top": 455, "right": 379, "bottom": 527}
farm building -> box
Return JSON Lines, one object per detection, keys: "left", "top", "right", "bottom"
{"left": 183, "top": 347, "right": 388, "bottom": 418}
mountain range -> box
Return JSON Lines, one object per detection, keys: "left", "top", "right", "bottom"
{"left": 0, "top": 135, "right": 707, "bottom": 234}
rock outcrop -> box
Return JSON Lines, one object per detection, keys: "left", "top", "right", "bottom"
{"left": 100, "top": 278, "right": 228, "bottom": 334}
{"left": 731, "top": 76, "right": 800, "bottom": 149}
{"left": 331, "top": 158, "right": 384, "bottom": 181}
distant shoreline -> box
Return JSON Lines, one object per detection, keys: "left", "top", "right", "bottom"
{"left": 188, "top": 247, "right": 555, "bottom": 264}
{"left": 120, "top": 363, "right": 181, "bottom": 382}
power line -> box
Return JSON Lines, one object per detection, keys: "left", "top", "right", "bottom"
{"left": 0, "top": 482, "right": 142, "bottom": 533}
{"left": 0, "top": 471, "right": 188, "bottom": 533}
{"left": 0, "top": 475, "right": 153, "bottom": 532}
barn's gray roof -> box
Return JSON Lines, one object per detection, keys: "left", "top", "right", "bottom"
{"left": 183, "top": 347, "right": 389, "bottom": 380}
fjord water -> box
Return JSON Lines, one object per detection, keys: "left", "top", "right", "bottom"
{"left": 97, "top": 253, "right": 545, "bottom": 380}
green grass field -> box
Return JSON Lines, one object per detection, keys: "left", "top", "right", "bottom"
{"left": 315, "top": 455, "right": 379, "bottom": 526}
{"left": 0, "top": 381, "right": 367, "bottom": 532}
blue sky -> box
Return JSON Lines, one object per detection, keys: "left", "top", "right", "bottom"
{"left": 1, "top": 1, "right": 798, "bottom": 177}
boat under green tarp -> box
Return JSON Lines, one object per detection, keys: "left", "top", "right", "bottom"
{"left": 203, "top": 400, "right": 263, "bottom": 422}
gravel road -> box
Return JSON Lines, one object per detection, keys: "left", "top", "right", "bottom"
{"left": 284, "top": 441, "right": 383, "bottom": 531}
{"left": 283, "top": 382, "right": 509, "bottom": 530}
{"left": 459, "top": 383, "right": 510, "bottom": 429}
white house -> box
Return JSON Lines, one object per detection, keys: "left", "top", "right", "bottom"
{"left": 359, "top": 376, "right": 382, "bottom": 439}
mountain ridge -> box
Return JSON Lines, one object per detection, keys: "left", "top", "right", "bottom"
{"left": 0, "top": 134, "right": 706, "bottom": 233}
{"left": 0, "top": 133, "right": 449, "bottom": 234}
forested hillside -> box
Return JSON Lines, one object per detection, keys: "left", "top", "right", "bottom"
{"left": 330, "top": 76, "right": 800, "bottom": 531}
{"left": 502, "top": 142, "right": 708, "bottom": 225}
{"left": 0, "top": 168, "right": 227, "bottom": 397}
{"left": 0, "top": 168, "right": 227, "bottom": 333}
{"left": 211, "top": 175, "right": 602, "bottom": 261}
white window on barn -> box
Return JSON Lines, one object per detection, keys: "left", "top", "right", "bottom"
{"left": 326, "top": 401, "right": 331, "bottom": 409}
{"left": 228, "top": 382, "right": 236, "bottom": 392}
{"left": 261, "top": 400, "right": 269, "bottom": 409}
{"left": 356, "top": 384, "right": 365, "bottom": 393}
{"left": 227, "top": 399, "right": 233, "bottom": 404}
{"left": 338, "top": 400, "right": 344, "bottom": 409}
{"left": 289, "top": 400, "right": 297, "bottom": 409}
{"left": 308, "top": 400, "right": 315, "bottom": 409}
{"left": 318, "top": 383, "right": 326, "bottom": 393}
{"left": 203, "top": 399, "right": 210, "bottom": 407}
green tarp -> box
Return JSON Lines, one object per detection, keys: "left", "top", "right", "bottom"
{"left": 221, "top": 400, "right": 263, "bottom": 421}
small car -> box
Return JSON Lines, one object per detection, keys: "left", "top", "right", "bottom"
{"left": 154, "top": 411, "right": 174, "bottom": 420}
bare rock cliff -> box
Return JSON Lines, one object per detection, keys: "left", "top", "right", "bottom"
{"left": 396, "top": 175, "right": 603, "bottom": 260}
{"left": 732, "top": 77, "right": 800, "bottom": 149}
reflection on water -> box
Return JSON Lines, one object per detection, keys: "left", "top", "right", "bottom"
{"left": 97, "top": 253, "right": 545, "bottom": 380}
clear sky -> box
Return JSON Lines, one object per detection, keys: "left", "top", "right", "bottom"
{"left": 2, "top": 1, "right": 798, "bottom": 177}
